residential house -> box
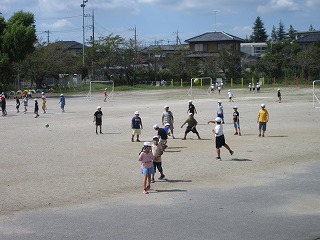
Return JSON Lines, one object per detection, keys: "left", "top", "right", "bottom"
{"left": 294, "top": 31, "right": 320, "bottom": 49}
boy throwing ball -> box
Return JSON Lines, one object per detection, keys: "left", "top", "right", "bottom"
{"left": 208, "top": 117, "right": 234, "bottom": 161}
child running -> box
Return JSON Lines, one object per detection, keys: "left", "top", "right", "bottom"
{"left": 232, "top": 106, "right": 241, "bottom": 136}
{"left": 151, "top": 136, "right": 165, "bottom": 183}
{"left": 104, "top": 88, "right": 108, "bottom": 102}
{"left": 138, "top": 142, "right": 155, "bottom": 194}
{"left": 41, "top": 92, "right": 47, "bottom": 113}
{"left": 15, "top": 96, "right": 20, "bottom": 113}
{"left": 208, "top": 117, "right": 234, "bottom": 161}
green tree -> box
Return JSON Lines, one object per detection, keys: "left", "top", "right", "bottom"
{"left": 287, "top": 25, "right": 297, "bottom": 41}
{"left": 270, "top": 25, "right": 277, "bottom": 42}
{"left": 277, "top": 20, "right": 286, "bottom": 41}
{"left": 216, "top": 44, "right": 241, "bottom": 80}
{"left": 250, "top": 16, "right": 268, "bottom": 42}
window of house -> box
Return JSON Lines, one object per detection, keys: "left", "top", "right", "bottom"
{"left": 195, "top": 44, "right": 204, "bottom": 52}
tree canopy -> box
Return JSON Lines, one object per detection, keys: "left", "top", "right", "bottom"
{"left": 250, "top": 16, "right": 268, "bottom": 42}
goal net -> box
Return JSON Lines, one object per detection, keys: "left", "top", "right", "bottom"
{"left": 187, "top": 77, "right": 213, "bottom": 96}
{"left": 313, "top": 80, "right": 320, "bottom": 108}
{"left": 86, "top": 81, "right": 114, "bottom": 101}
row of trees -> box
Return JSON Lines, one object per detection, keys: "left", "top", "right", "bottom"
{"left": 249, "top": 16, "right": 316, "bottom": 43}
{"left": 1, "top": 12, "right": 319, "bottom": 91}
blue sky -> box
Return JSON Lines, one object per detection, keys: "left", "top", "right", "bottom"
{"left": 1, "top": 0, "right": 319, "bottom": 45}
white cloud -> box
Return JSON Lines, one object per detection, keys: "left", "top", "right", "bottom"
{"left": 257, "top": 0, "right": 300, "bottom": 13}
{"left": 229, "top": 26, "right": 252, "bottom": 38}
{"left": 41, "top": 19, "right": 73, "bottom": 29}
{"left": 306, "top": 0, "right": 320, "bottom": 7}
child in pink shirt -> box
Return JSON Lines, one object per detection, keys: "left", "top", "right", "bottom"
{"left": 139, "top": 142, "right": 155, "bottom": 194}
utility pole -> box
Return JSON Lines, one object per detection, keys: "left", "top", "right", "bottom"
{"left": 80, "top": 0, "right": 88, "bottom": 66}
{"left": 174, "top": 30, "right": 181, "bottom": 45}
{"left": 44, "top": 30, "right": 50, "bottom": 44}
{"left": 213, "top": 10, "right": 218, "bottom": 32}
{"left": 91, "top": 10, "right": 95, "bottom": 80}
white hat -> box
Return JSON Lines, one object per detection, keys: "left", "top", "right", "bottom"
{"left": 97, "top": 106, "right": 101, "bottom": 109}
{"left": 261, "top": 104, "right": 265, "bottom": 108}
{"left": 143, "top": 142, "right": 151, "bottom": 147}
{"left": 189, "top": 113, "right": 193, "bottom": 116}
{"left": 60, "top": 94, "right": 63, "bottom": 96}
{"left": 215, "top": 117, "right": 222, "bottom": 122}
{"left": 41, "top": 92, "right": 44, "bottom": 94}
{"left": 218, "top": 100, "right": 222, "bottom": 103}
{"left": 165, "top": 123, "right": 170, "bottom": 126}
{"left": 153, "top": 124, "right": 159, "bottom": 129}
{"left": 233, "top": 106, "right": 238, "bottom": 109}
{"left": 164, "top": 105, "right": 169, "bottom": 108}
{"left": 228, "top": 89, "right": 231, "bottom": 91}
{"left": 278, "top": 88, "right": 280, "bottom": 91}
{"left": 34, "top": 98, "right": 37, "bottom": 101}
{"left": 152, "top": 135, "right": 159, "bottom": 139}
{"left": 188, "top": 100, "right": 192, "bottom": 103}
{"left": 135, "top": 111, "right": 140, "bottom": 115}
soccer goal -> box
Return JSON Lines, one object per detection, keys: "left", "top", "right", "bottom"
{"left": 187, "top": 77, "right": 213, "bottom": 96}
{"left": 313, "top": 80, "right": 320, "bottom": 108}
{"left": 86, "top": 80, "right": 114, "bottom": 101}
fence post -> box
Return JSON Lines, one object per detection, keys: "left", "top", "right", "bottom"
{"left": 241, "top": 77, "right": 244, "bottom": 86}
{"left": 181, "top": 79, "right": 183, "bottom": 87}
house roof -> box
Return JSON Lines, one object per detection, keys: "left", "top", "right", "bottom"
{"left": 185, "top": 31, "right": 244, "bottom": 43}
{"left": 141, "top": 44, "right": 189, "bottom": 53}
{"left": 50, "top": 41, "right": 84, "bottom": 50}
{"left": 295, "top": 33, "right": 320, "bottom": 43}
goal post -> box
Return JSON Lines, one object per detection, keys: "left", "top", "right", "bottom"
{"left": 188, "top": 77, "right": 213, "bottom": 96}
{"left": 313, "top": 80, "right": 320, "bottom": 108}
{"left": 86, "top": 80, "right": 114, "bottom": 101}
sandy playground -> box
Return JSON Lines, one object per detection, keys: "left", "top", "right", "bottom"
{"left": 0, "top": 86, "right": 319, "bottom": 216}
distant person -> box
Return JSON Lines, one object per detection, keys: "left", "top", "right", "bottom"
{"left": 217, "top": 85, "right": 221, "bottom": 95}
{"left": 249, "top": 83, "right": 252, "bottom": 92}
{"left": 187, "top": 100, "right": 197, "bottom": 115}
{"left": 23, "top": 95, "right": 28, "bottom": 114}
{"left": 208, "top": 117, "right": 234, "bottom": 161}
{"left": 41, "top": 92, "right": 47, "bottom": 113}
{"left": 151, "top": 136, "right": 165, "bottom": 183}
{"left": 256, "top": 82, "right": 261, "bottom": 92}
{"left": 93, "top": 106, "right": 103, "bottom": 134}
{"left": 162, "top": 105, "right": 175, "bottom": 139}
{"left": 1, "top": 93, "right": 7, "bottom": 116}
{"left": 181, "top": 113, "right": 201, "bottom": 140}
{"left": 131, "top": 111, "right": 143, "bottom": 142}
{"left": 227, "top": 89, "right": 234, "bottom": 102}
{"left": 209, "top": 84, "right": 215, "bottom": 93}
{"left": 217, "top": 100, "right": 225, "bottom": 124}
{"left": 277, "top": 89, "right": 281, "bottom": 103}
{"left": 252, "top": 83, "right": 256, "bottom": 92}
{"left": 34, "top": 99, "right": 39, "bottom": 118}
{"left": 104, "top": 88, "right": 108, "bottom": 102}
{"left": 59, "top": 94, "right": 66, "bottom": 112}
{"left": 138, "top": 142, "right": 155, "bottom": 194}
{"left": 232, "top": 106, "right": 241, "bottom": 136}
{"left": 15, "top": 96, "right": 20, "bottom": 113}
{"left": 257, "top": 104, "right": 269, "bottom": 137}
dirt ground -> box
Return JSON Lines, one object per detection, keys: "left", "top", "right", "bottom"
{"left": 0, "top": 86, "right": 319, "bottom": 216}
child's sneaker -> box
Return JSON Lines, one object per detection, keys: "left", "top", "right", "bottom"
{"left": 143, "top": 189, "right": 149, "bottom": 194}
{"left": 158, "top": 175, "right": 165, "bottom": 180}
{"left": 216, "top": 157, "right": 221, "bottom": 161}
{"left": 145, "top": 186, "right": 150, "bottom": 191}
{"left": 151, "top": 178, "right": 155, "bottom": 183}
{"left": 229, "top": 150, "right": 234, "bottom": 155}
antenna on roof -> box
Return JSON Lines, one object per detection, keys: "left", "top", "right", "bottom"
{"left": 213, "top": 10, "right": 218, "bottom": 32}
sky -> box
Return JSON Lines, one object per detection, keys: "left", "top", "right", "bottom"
{"left": 1, "top": 0, "right": 320, "bottom": 46}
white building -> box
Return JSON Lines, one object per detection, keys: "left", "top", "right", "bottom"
{"left": 240, "top": 43, "right": 267, "bottom": 57}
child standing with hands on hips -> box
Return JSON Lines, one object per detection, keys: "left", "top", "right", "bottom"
{"left": 139, "top": 142, "right": 155, "bottom": 194}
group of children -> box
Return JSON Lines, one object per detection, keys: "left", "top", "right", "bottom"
{"left": 1, "top": 92, "right": 66, "bottom": 118}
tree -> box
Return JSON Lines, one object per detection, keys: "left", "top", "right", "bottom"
{"left": 0, "top": 11, "right": 37, "bottom": 90}
{"left": 270, "top": 25, "right": 277, "bottom": 42}
{"left": 287, "top": 25, "right": 297, "bottom": 41}
{"left": 309, "top": 24, "right": 316, "bottom": 31}
{"left": 250, "top": 16, "right": 268, "bottom": 42}
{"left": 277, "top": 20, "right": 286, "bottom": 41}
{"left": 216, "top": 44, "right": 241, "bottom": 80}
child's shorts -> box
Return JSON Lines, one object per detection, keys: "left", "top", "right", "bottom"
{"left": 132, "top": 129, "right": 141, "bottom": 135}
{"left": 259, "top": 122, "right": 267, "bottom": 131}
{"left": 153, "top": 162, "right": 163, "bottom": 173}
{"left": 217, "top": 113, "right": 224, "bottom": 119}
{"left": 233, "top": 122, "right": 240, "bottom": 128}
{"left": 216, "top": 135, "right": 226, "bottom": 149}
{"left": 141, "top": 167, "right": 155, "bottom": 175}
